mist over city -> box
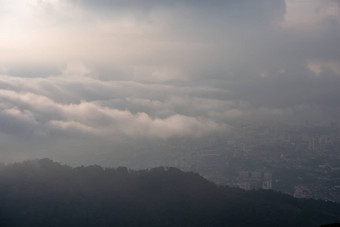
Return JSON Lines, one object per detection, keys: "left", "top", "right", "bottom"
{"left": 0, "top": 0, "right": 340, "bottom": 226}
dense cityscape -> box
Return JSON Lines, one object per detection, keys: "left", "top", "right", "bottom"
{"left": 167, "top": 122, "right": 340, "bottom": 203}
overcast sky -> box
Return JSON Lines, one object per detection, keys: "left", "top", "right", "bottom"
{"left": 0, "top": 0, "right": 339, "bottom": 164}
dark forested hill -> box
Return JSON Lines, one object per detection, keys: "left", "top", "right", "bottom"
{"left": 0, "top": 159, "right": 339, "bottom": 227}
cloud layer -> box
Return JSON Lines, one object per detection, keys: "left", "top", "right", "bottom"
{"left": 0, "top": 0, "right": 339, "bottom": 164}
{"left": 0, "top": 75, "right": 227, "bottom": 138}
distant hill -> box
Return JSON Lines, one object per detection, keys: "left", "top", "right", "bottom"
{"left": 0, "top": 159, "right": 339, "bottom": 227}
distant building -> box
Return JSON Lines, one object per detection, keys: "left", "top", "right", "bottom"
{"left": 262, "top": 180, "right": 272, "bottom": 190}
{"left": 238, "top": 182, "right": 250, "bottom": 190}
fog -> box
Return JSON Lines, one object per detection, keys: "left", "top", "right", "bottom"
{"left": 0, "top": 0, "right": 339, "bottom": 166}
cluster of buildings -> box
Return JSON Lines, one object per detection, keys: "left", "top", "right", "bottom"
{"left": 164, "top": 122, "right": 340, "bottom": 203}
{"left": 294, "top": 184, "right": 340, "bottom": 203}
{"left": 235, "top": 170, "right": 272, "bottom": 190}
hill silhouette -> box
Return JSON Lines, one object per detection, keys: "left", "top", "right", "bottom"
{"left": 0, "top": 159, "right": 339, "bottom": 227}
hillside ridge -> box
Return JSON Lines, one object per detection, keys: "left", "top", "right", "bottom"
{"left": 0, "top": 159, "right": 339, "bottom": 227}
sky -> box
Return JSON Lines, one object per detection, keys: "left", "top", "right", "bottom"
{"left": 0, "top": 0, "right": 339, "bottom": 165}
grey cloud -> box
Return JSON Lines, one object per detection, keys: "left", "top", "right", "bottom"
{"left": 0, "top": 107, "right": 38, "bottom": 136}
{"left": 0, "top": 75, "right": 228, "bottom": 140}
{"left": 1, "top": 0, "right": 340, "bottom": 164}
{"left": 69, "top": 0, "right": 285, "bottom": 19}
{"left": 230, "top": 66, "right": 340, "bottom": 108}
{"left": 5, "top": 65, "right": 61, "bottom": 78}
